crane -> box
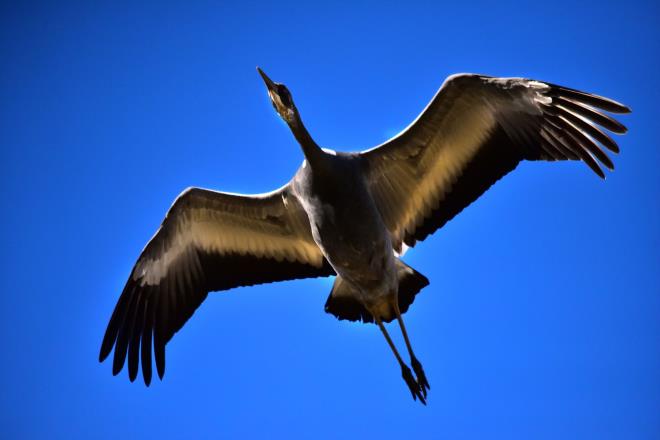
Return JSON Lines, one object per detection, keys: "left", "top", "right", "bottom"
{"left": 99, "top": 67, "right": 630, "bottom": 404}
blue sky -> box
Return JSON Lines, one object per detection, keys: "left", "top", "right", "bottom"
{"left": 1, "top": 1, "right": 658, "bottom": 438}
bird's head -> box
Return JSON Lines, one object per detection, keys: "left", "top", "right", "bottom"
{"left": 257, "top": 67, "right": 297, "bottom": 124}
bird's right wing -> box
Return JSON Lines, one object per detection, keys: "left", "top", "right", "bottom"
{"left": 99, "top": 185, "right": 334, "bottom": 385}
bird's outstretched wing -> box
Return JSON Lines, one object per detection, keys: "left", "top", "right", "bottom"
{"left": 99, "top": 185, "right": 333, "bottom": 385}
{"left": 360, "top": 74, "right": 630, "bottom": 251}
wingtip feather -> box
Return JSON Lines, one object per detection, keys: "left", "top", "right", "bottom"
{"left": 99, "top": 342, "right": 112, "bottom": 363}
{"left": 548, "top": 84, "right": 631, "bottom": 114}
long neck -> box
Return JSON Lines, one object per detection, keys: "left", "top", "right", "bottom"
{"left": 288, "top": 111, "right": 324, "bottom": 166}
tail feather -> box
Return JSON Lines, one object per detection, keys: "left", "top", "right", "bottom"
{"left": 396, "top": 261, "right": 430, "bottom": 316}
{"left": 324, "top": 260, "right": 429, "bottom": 323}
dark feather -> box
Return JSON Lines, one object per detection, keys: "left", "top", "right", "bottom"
{"left": 541, "top": 128, "right": 579, "bottom": 160}
{"left": 555, "top": 115, "right": 614, "bottom": 170}
{"left": 154, "top": 289, "right": 168, "bottom": 380}
{"left": 99, "top": 284, "right": 131, "bottom": 362}
{"left": 547, "top": 84, "right": 631, "bottom": 114}
{"left": 141, "top": 295, "right": 154, "bottom": 386}
{"left": 554, "top": 105, "right": 620, "bottom": 153}
{"left": 545, "top": 122, "right": 605, "bottom": 178}
{"left": 554, "top": 97, "right": 627, "bottom": 134}
{"left": 127, "top": 292, "right": 146, "bottom": 382}
{"left": 112, "top": 286, "right": 139, "bottom": 375}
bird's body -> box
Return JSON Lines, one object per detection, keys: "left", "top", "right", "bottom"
{"left": 99, "top": 69, "right": 630, "bottom": 404}
{"left": 292, "top": 152, "right": 398, "bottom": 313}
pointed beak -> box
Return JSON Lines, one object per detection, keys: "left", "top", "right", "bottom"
{"left": 257, "top": 67, "right": 276, "bottom": 92}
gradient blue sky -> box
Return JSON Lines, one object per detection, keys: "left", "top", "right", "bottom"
{"left": 1, "top": 1, "right": 659, "bottom": 439}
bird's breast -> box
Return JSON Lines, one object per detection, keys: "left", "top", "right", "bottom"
{"left": 304, "top": 195, "right": 395, "bottom": 289}
{"left": 292, "top": 156, "right": 396, "bottom": 289}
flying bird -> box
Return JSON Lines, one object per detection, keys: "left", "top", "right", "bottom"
{"left": 99, "top": 68, "right": 630, "bottom": 404}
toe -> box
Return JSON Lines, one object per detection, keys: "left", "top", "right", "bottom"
{"left": 411, "top": 356, "right": 431, "bottom": 395}
{"left": 401, "top": 364, "right": 426, "bottom": 405}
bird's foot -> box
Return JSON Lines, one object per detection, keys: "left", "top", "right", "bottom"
{"left": 401, "top": 363, "right": 426, "bottom": 405}
{"left": 411, "top": 356, "right": 430, "bottom": 398}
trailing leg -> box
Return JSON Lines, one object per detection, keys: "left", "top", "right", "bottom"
{"left": 394, "top": 301, "right": 430, "bottom": 398}
{"left": 373, "top": 314, "right": 426, "bottom": 405}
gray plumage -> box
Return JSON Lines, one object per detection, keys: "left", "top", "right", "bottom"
{"left": 100, "top": 68, "right": 630, "bottom": 403}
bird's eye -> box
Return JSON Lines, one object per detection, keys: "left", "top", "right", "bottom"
{"left": 278, "top": 87, "right": 292, "bottom": 107}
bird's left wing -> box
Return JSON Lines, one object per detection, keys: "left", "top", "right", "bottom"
{"left": 360, "top": 74, "right": 630, "bottom": 251}
{"left": 99, "top": 185, "right": 334, "bottom": 385}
